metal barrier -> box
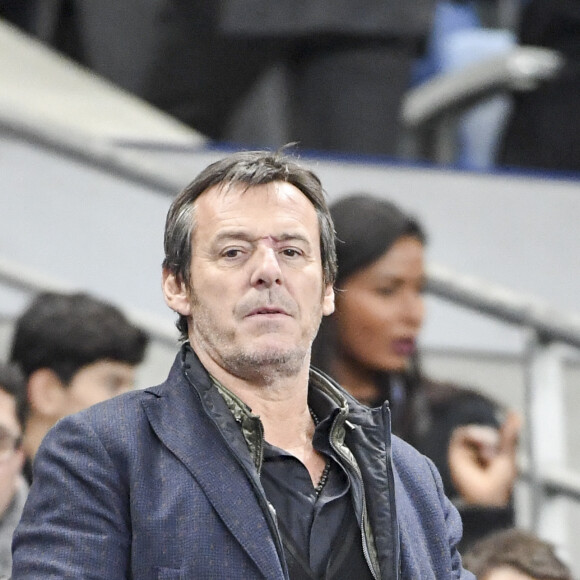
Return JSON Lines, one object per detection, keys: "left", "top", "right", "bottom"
{"left": 427, "top": 262, "right": 580, "bottom": 558}
{"left": 400, "top": 46, "right": 565, "bottom": 164}
{"left": 0, "top": 256, "right": 178, "bottom": 348}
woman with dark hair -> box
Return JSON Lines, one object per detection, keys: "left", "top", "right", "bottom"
{"left": 311, "top": 193, "right": 520, "bottom": 549}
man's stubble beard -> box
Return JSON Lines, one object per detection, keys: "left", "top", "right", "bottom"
{"left": 188, "top": 289, "right": 324, "bottom": 385}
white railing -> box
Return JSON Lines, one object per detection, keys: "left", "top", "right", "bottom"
{"left": 400, "top": 46, "right": 565, "bottom": 164}
{"left": 0, "top": 256, "right": 178, "bottom": 347}
{"left": 427, "top": 263, "right": 580, "bottom": 558}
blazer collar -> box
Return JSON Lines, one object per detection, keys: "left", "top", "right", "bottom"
{"left": 141, "top": 345, "right": 285, "bottom": 579}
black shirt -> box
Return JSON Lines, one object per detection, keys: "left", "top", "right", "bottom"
{"left": 211, "top": 372, "right": 375, "bottom": 579}
{"left": 260, "top": 406, "right": 373, "bottom": 579}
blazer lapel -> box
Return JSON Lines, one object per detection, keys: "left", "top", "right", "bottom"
{"left": 141, "top": 354, "right": 285, "bottom": 579}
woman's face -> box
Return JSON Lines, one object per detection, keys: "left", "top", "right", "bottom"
{"left": 335, "top": 235, "right": 425, "bottom": 373}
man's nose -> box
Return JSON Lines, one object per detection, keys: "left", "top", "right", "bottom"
{"left": 249, "top": 246, "right": 283, "bottom": 287}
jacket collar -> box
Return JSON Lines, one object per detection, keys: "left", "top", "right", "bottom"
{"left": 209, "top": 366, "right": 354, "bottom": 474}
{"left": 141, "top": 344, "right": 286, "bottom": 580}
{"left": 141, "top": 345, "right": 396, "bottom": 580}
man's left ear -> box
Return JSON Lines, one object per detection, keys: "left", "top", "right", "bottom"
{"left": 322, "top": 284, "right": 335, "bottom": 316}
{"left": 162, "top": 268, "right": 192, "bottom": 316}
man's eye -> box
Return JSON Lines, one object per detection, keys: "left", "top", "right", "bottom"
{"left": 223, "top": 248, "right": 242, "bottom": 258}
{"left": 282, "top": 248, "right": 301, "bottom": 257}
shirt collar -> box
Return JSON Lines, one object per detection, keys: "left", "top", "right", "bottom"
{"left": 210, "top": 371, "right": 349, "bottom": 472}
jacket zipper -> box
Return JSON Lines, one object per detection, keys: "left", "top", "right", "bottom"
{"left": 329, "top": 417, "right": 381, "bottom": 580}
{"left": 382, "top": 403, "right": 401, "bottom": 580}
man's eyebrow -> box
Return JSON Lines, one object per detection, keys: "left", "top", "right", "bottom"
{"left": 211, "top": 230, "right": 254, "bottom": 244}
{"left": 211, "top": 230, "right": 313, "bottom": 246}
{"left": 274, "top": 232, "right": 312, "bottom": 246}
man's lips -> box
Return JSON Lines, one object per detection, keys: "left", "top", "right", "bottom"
{"left": 246, "top": 306, "right": 289, "bottom": 317}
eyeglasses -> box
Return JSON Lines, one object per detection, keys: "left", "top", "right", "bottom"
{"left": 0, "top": 425, "right": 22, "bottom": 463}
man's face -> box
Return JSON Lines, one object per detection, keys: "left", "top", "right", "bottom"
{"left": 0, "top": 388, "right": 24, "bottom": 515}
{"left": 58, "top": 360, "right": 136, "bottom": 418}
{"left": 165, "top": 181, "right": 334, "bottom": 381}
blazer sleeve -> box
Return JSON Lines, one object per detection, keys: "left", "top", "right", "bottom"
{"left": 427, "top": 459, "right": 475, "bottom": 580}
{"left": 12, "top": 413, "right": 131, "bottom": 579}
{"left": 394, "top": 435, "right": 476, "bottom": 579}
{"left": 424, "top": 457, "right": 476, "bottom": 580}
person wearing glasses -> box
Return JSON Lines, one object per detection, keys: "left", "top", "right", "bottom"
{"left": 0, "top": 362, "right": 27, "bottom": 579}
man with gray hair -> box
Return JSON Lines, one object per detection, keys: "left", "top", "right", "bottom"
{"left": 12, "top": 150, "right": 474, "bottom": 579}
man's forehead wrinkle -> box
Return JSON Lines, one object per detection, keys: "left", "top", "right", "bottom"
{"left": 195, "top": 181, "right": 319, "bottom": 253}
{"left": 211, "top": 231, "right": 311, "bottom": 246}
{"left": 259, "top": 234, "right": 312, "bottom": 246}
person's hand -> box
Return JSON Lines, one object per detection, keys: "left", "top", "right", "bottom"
{"left": 447, "top": 411, "right": 521, "bottom": 507}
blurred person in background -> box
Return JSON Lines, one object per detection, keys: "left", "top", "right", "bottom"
{"left": 498, "top": 0, "right": 580, "bottom": 172}
{"left": 7, "top": 1, "right": 436, "bottom": 158}
{"left": 462, "top": 528, "right": 573, "bottom": 580}
{"left": 210, "top": 0, "right": 436, "bottom": 156}
{"left": 0, "top": 0, "right": 36, "bottom": 29}
{"left": 10, "top": 291, "right": 149, "bottom": 482}
{"left": 0, "top": 363, "right": 27, "bottom": 579}
{"left": 311, "top": 193, "right": 521, "bottom": 550}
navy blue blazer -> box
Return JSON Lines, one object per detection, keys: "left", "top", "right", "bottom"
{"left": 12, "top": 349, "right": 474, "bottom": 579}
